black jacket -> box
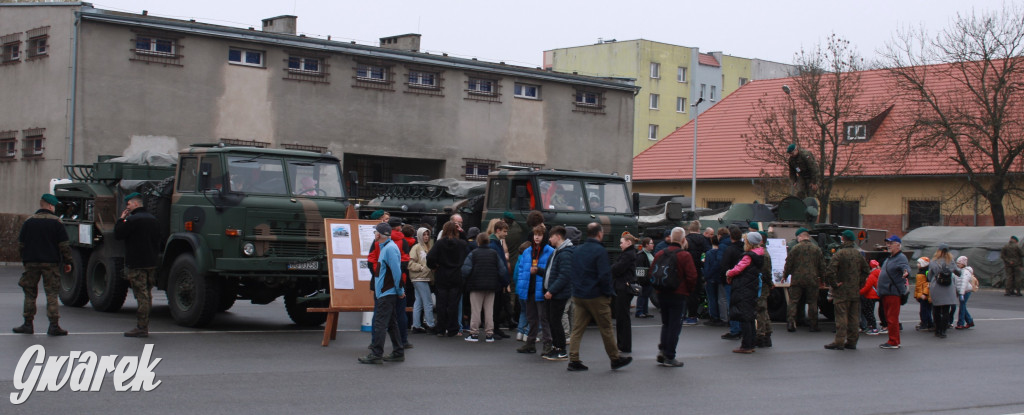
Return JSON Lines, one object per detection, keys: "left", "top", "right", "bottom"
{"left": 114, "top": 207, "right": 162, "bottom": 269}
{"left": 611, "top": 247, "right": 638, "bottom": 292}
{"left": 729, "top": 251, "right": 763, "bottom": 322}
{"left": 427, "top": 237, "right": 468, "bottom": 289}
{"left": 545, "top": 244, "right": 575, "bottom": 300}
{"left": 463, "top": 247, "right": 503, "bottom": 292}
{"left": 721, "top": 240, "right": 745, "bottom": 281}
{"left": 19, "top": 209, "right": 70, "bottom": 264}
{"left": 685, "top": 233, "right": 710, "bottom": 277}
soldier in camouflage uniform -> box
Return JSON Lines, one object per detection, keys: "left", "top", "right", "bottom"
{"left": 1001, "top": 236, "right": 1023, "bottom": 296}
{"left": 756, "top": 232, "right": 774, "bottom": 347}
{"left": 783, "top": 227, "right": 825, "bottom": 332}
{"left": 824, "top": 231, "right": 870, "bottom": 350}
{"left": 115, "top": 192, "right": 162, "bottom": 338}
{"left": 787, "top": 144, "right": 818, "bottom": 199}
{"left": 13, "top": 194, "right": 73, "bottom": 336}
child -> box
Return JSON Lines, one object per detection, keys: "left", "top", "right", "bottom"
{"left": 860, "top": 260, "right": 881, "bottom": 335}
{"left": 461, "top": 233, "right": 508, "bottom": 342}
{"left": 955, "top": 256, "right": 976, "bottom": 329}
{"left": 914, "top": 257, "right": 934, "bottom": 332}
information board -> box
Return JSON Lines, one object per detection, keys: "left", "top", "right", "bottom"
{"left": 766, "top": 238, "right": 790, "bottom": 287}
{"left": 323, "top": 218, "right": 379, "bottom": 310}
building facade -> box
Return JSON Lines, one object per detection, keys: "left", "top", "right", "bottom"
{"left": 0, "top": 3, "right": 637, "bottom": 214}
{"left": 543, "top": 39, "right": 793, "bottom": 155}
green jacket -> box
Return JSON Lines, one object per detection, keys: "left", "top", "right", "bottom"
{"left": 826, "top": 241, "right": 870, "bottom": 301}
{"left": 788, "top": 149, "right": 818, "bottom": 181}
{"left": 783, "top": 240, "right": 824, "bottom": 287}
{"left": 1002, "top": 241, "right": 1023, "bottom": 267}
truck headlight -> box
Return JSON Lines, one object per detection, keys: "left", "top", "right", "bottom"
{"left": 242, "top": 242, "right": 255, "bottom": 257}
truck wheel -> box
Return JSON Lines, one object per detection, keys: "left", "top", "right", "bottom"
{"left": 86, "top": 252, "right": 128, "bottom": 312}
{"left": 59, "top": 248, "right": 89, "bottom": 307}
{"left": 167, "top": 253, "right": 219, "bottom": 327}
{"left": 219, "top": 279, "right": 238, "bottom": 312}
{"left": 284, "top": 289, "right": 328, "bottom": 327}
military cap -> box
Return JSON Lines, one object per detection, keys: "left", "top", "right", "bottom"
{"left": 1012, "top": 236, "right": 1019, "bottom": 242}
{"left": 369, "top": 210, "right": 386, "bottom": 220}
{"left": 503, "top": 211, "right": 515, "bottom": 220}
{"left": 123, "top": 192, "right": 142, "bottom": 203}
{"left": 787, "top": 144, "right": 796, "bottom": 153}
{"left": 41, "top": 194, "right": 59, "bottom": 206}
{"left": 841, "top": 230, "right": 856, "bottom": 241}
{"left": 795, "top": 227, "right": 809, "bottom": 237}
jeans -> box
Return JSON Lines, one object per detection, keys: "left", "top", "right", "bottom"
{"left": 957, "top": 292, "right": 974, "bottom": 326}
{"left": 613, "top": 288, "right": 633, "bottom": 352}
{"left": 395, "top": 295, "right": 409, "bottom": 344}
{"left": 705, "top": 280, "right": 721, "bottom": 321}
{"left": 412, "top": 281, "right": 435, "bottom": 329}
{"left": 725, "top": 284, "right": 741, "bottom": 334}
{"left": 546, "top": 298, "right": 569, "bottom": 349}
{"left": 657, "top": 292, "right": 685, "bottom": 359}
{"left": 369, "top": 294, "right": 403, "bottom": 357}
{"left": 517, "top": 299, "right": 530, "bottom": 335}
{"left": 525, "top": 299, "right": 550, "bottom": 344}
{"left": 918, "top": 299, "right": 934, "bottom": 328}
{"left": 636, "top": 284, "right": 653, "bottom": 316}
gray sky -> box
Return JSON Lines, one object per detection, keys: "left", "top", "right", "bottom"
{"left": 90, "top": 0, "right": 1014, "bottom": 68}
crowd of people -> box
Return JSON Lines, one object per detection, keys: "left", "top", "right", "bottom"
{"left": 357, "top": 209, "right": 1021, "bottom": 368}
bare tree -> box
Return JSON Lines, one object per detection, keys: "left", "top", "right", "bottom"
{"left": 881, "top": 5, "right": 1024, "bottom": 226}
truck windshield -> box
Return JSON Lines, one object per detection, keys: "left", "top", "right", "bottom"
{"left": 585, "top": 182, "right": 632, "bottom": 214}
{"left": 287, "top": 160, "right": 345, "bottom": 198}
{"left": 227, "top": 156, "right": 287, "bottom": 195}
{"left": 537, "top": 179, "right": 586, "bottom": 211}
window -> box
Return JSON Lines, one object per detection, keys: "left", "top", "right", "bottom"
{"left": 0, "top": 131, "right": 15, "bottom": 160}
{"left": 287, "top": 160, "right": 345, "bottom": 197}
{"left": 907, "top": 200, "right": 941, "bottom": 231}
{"left": 649, "top": 93, "right": 659, "bottom": 109}
{"left": 538, "top": 179, "right": 585, "bottom": 211}
{"left": 648, "top": 124, "right": 659, "bottom": 140}
{"left": 356, "top": 63, "right": 387, "bottom": 81}
{"left": 677, "top": 66, "right": 687, "bottom": 82}
{"left": 465, "top": 75, "right": 501, "bottom": 102}
{"left": 575, "top": 91, "right": 600, "bottom": 106}
{"left": 650, "top": 62, "right": 660, "bottom": 79}
{"left": 467, "top": 77, "right": 496, "bottom": 95}
{"left": 227, "top": 156, "right": 287, "bottom": 195}
{"left": 845, "top": 123, "right": 867, "bottom": 141}
{"left": 284, "top": 53, "right": 328, "bottom": 83}
{"left": 710, "top": 85, "right": 717, "bottom": 101}
{"left": 25, "top": 27, "right": 48, "bottom": 59}
{"left": 514, "top": 83, "right": 540, "bottom": 99}
{"left": 700, "top": 84, "right": 706, "bottom": 99}
{"left": 830, "top": 201, "right": 860, "bottom": 227}
{"left": 1, "top": 42, "right": 19, "bottom": 64}
{"left": 487, "top": 179, "right": 509, "bottom": 210}
{"left": 463, "top": 158, "right": 497, "bottom": 181}
{"left": 676, "top": 97, "right": 687, "bottom": 113}
{"left": 706, "top": 201, "right": 732, "bottom": 210}
{"left": 135, "top": 36, "right": 174, "bottom": 55}
{"left": 228, "top": 48, "right": 263, "bottom": 67}
{"left": 177, "top": 157, "right": 198, "bottom": 192}
{"left": 21, "top": 129, "right": 45, "bottom": 159}
{"left": 585, "top": 182, "right": 632, "bottom": 214}
{"left": 739, "top": 77, "right": 749, "bottom": 86}
{"left": 408, "top": 70, "right": 438, "bottom": 88}
{"left": 288, "top": 56, "right": 321, "bottom": 73}
{"left": 130, "top": 33, "right": 181, "bottom": 65}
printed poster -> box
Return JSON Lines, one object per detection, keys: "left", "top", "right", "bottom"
{"left": 358, "top": 224, "right": 377, "bottom": 256}
{"left": 330, "top": 223, "right": 353, "bottom": 256}
{"left": 357, "top": 259, "right": 373, "bottom": 282}
{"left": 332, "top": 258, "right": 354, "bottom": 290}
{"left": 766, "top": 238, "right": 790, "bottom": 287}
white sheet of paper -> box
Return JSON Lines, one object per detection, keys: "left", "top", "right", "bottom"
{"left": 766, "top": 238, "right": 791, "bottom": 287}
{"left": 78, "top": 224, "right": 93, "bottom": 246}
{"left": 332, "top": 258, "right": 354, "bottom": 290}
{"left": 357, "top": 259, "right": 373, "bottom": 281}
{"left": 358, "top": 224, "right": 377, "bottom": 256}
{"left": 330, "top": 223, "right": 353, "bottom": 255}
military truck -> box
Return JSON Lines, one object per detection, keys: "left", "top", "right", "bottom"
{"left": 53, "top": 144, "right": 349, "bottom": 327}
{"left": 360, "top": 167, "right": 637, "bottom": 255}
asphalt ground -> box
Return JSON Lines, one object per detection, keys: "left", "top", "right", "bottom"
{"left": 1, "top": 264, "right": 1023, "bottom": 415}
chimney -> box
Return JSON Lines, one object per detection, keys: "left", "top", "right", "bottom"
{"left": 379, "top": 34, "right": 421, "bottom": 52}
{"left": 262, "top": 15, "right": 297, "bottom": 35}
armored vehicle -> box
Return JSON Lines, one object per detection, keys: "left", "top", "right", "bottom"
{"left": 54, "top": 144, "right": 349, "bottom": 327}
{"left": 361, "top": 167, "right": 638, "bottom": 255}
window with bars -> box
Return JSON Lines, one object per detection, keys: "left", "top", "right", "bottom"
{"left": 404, "top": 67, "right": 444, "bottom": 96}
{"left": 573, "top": 89, "right": 605, "bottom": 114}
{"left": 353, "top": 61, "right": 394, "bottom": 91}
{"left": 284, "top": 53, "right": 328, "bottom": 83}
{"left": 907, "top": 200, "right": 941, "bottom": 231}
{"left": 25, "top": 26, "right": 49, "bottom": 60}
{"left": 130, "top": 32, "right": 182, "bottom": 66}
{"left": 21, "top": 129, "right": 44, "bottom": 159}
{"left": 0, "top": 131, "right": 16, "bottom": 160}
{"left": 463, "top": 158, "right": 498, "bottom": 181}
{"left": 465, "top": 75, "right": 501, "bottom": 103}
{"left": 1, "top": 33, "right": 20, "bottom": 64}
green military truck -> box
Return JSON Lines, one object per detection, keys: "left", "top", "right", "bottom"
{"left": 53, "top": 144, "right": 349, "bottom": 327}
{"left": 360, "top": 167, "right": 638, "bottom": 255}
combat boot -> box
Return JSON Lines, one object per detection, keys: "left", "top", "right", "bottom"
{"left": 760, "top": 334, "right": 773, "bottom": 348}
{"left": 47, "top": 322, "right": 68, "bottom": 336}
{"left": 516, "top": 341, "right": 536, "bottom": 354}
{"left": 12, "top": 318, "right": 33, "bottom": 334}
{"left": 124, "top": 326, "right": 149, "bottom": 338}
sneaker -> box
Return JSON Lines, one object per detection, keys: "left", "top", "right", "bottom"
{"left": 556, "top": 349, "right": 568, "bottom": 360}
{"left": 485, "top": 335, "right": 495, "bottom": 343}
{"left": 122, "top": 326, "right": 147, "bottom": 338}
{"left": 411, "top": 327, "right": 427, "bottom": 334}
{"left": 954, "top": 325, "right": 966, "bottom": 330}
{"left": 865, "top": 328, "right": 880, "bottom": 336}
{"left": 732, "top": 348, "right": 755, "bottom": 354}
{"left": 721, "top": 332, "right": 742, "bottom": 340}
{"left": 382, "top": 352, "right": 405, "bottom": 362}
{"left": 567, "top": 361, "right": 589, "bottom": 372}
{"left": 660, "top": 358, "right": 684, "bottom": 367}
{"left": 465, "top": 334, "right": 479, "bottom": 342}
{"left": 516, "top": 332, "right": 525, "bottom": 341}
{"left": 541, "top": 349, "right": 558, "bottom": 360}
{"left": 879, "top": 343, "right": 900, "bottom": 349}
{"left": 878, "top": 327, "right": 888, "bottom": 334}
{"left": 682, "top": 318, "right": 699, "bottom": 326}
{"left": 824, "top": 343, "right": 845, "bottom": 350}
{"left": 403, "top": 343, "right": 414, "bottom": 349}
{"left": 358, "top": 354, "right": 384, "bottom": 364}
{"left": 656, "top": 351, "right": 665, "bottom": 364}
{"left": 610, "top": 356, "right": 633, "bottom": 370}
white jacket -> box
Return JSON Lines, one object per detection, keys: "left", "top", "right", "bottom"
{"left": 956, "top": 266, "right": 974, "bottom": 295}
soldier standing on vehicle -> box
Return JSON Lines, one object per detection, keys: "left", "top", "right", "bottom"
{"left": 787, "top": 144, "right": 817, "bottom": 199}
{"left": 115, "top": 192, "right": 162, "bottom": 338}
{"left": 13, "top": 194, "right": 73, "bottom": 336}
{"left": 783, "top": 228, "right": 825, "bottom": 332}
{"left": 824, "top": 231, "right": 870, "bottom": 350}
{"left": 1001, "top": 236, "right": 1023, "bottom": 296}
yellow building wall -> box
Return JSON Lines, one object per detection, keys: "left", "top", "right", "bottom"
{"left": 640, "top": 41, "right": 695, "bottom": 155}
{"left": 719, "top": 55, "right": 752, "bottom": 97}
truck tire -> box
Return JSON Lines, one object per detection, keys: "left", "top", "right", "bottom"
{"left": 86, "top": 252, "right": 128, "bottom": 312}
{"left": 284, "top": 289, "right": 328, "bottom": 327}
{"left": 166, "top": 253, "right": 219, "bottom": 327}
{"left": 59, "top": 248, "right": 89, "bottom": 307}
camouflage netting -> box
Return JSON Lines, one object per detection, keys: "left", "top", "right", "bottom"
{"left": 901, "top": 226, "right": 1024, "bottom": 287}
{"left": 106, "top": 150, "right": 177, "bottom": 166}
{"left": 0, "top": 213, "right": 29, "bottom": 262}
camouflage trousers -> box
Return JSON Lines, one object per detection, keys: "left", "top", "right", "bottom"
{"left": 832, "top": 299, "right": 860, "bottom": 347}
{"left": 756, "top": 289, "right": 772, "bottom": 336}
{"left": 125, "top": 267, "right": 156, "bottom": 328}
{"left": 19, "top": 263, "right": 62, "bottom": 322}
{"left": 788, "top": 284, "right": 819, "bottom": 328}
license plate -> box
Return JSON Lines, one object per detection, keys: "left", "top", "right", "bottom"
{"left": 287, "top": 261, "right": 319, "bottom": 271}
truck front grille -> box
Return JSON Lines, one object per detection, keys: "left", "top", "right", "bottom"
{"left": 267, "top": 242, "right": 324, "bottom": 257}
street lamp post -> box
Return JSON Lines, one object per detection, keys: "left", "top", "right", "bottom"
{"left": 782, "top": 84, "right": 796, "bottom": 145}
{"left": 691, "top": 97, "right": 704, "bottom": 213}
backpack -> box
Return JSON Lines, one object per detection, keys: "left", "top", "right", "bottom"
{"left": 937, "top": 269, "right": 952, "bottom": 287}
{"left": 650, "top": 248, "right": 681, "bottom": 290}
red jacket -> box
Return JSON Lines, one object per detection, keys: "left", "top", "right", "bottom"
{"left": 860, "top": 269, "right": 880, "bottom": 300}
{"left": 652, "top": 244, "right": 698, "bottom": 296}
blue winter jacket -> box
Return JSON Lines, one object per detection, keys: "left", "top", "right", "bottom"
{"left": 570, "top": 238, "right": 614, "bottom": 299}
{"left": 515, "top": 244, "right": 554, "bottom": 302}
{"left": 704, "top": 246, "right": 722, "bottom": 284}
{"left": 489, "top": 236, "right": 510, "bottom": 285}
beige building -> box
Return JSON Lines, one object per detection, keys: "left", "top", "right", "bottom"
{"left": 0, "top": 2, "right": 638, "bottom": 214}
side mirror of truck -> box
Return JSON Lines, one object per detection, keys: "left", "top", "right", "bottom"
{"left": 631, "top": 192, "right": 640, "bottom": 216}
{"left": 665, "top": 201, "right": 684, "bottom": 221}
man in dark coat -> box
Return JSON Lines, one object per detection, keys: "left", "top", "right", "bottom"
{"left": 14, "top": 194, "right": 73, "bottom": 336}
{"left": 114, "top": 192, "right": 162, "bottom": 338}
{"left": 542, "top": 225, "right": 575, "bottom": 361}
{"left": 719, "top": 226, "right": 745, "bottom": 340}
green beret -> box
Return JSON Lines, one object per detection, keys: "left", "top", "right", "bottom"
{"left": 1012, "top": 236, "right": 1019, "bottom": 242}
{"left": 758, "top": 231, "right": 767, "bottom": 241}
{"left": 795, "top": 227, "right": 809, "bottom": 237}
{"left": 841, "top": 230, "right": 856, "bottom": 241}
{"left": 369, "top": 210, "right": 385, "bottom": 220}
{"left": 503, "top": 211, "right": 515, "bottom": 220}
{"left": 123, "top": 192, "right": 142, "bottom": 203}
{"left": 41, "top": 194, "right": 59, "bottom": 206}
{"left": 787, "top": 144, "right": 796, "bottom": 153}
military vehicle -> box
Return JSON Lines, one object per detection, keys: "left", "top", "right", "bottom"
{"left": 53, "top": 144, "right": 349, "bottom": 327}
{"left": 360, "top": 167, "right": 637, "bottom": 255}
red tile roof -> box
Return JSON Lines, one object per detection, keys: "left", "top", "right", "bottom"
{"left": 698, "top": 53, "right": 720, "bottom": 67}
{"left": 633, "top": 63, "right": 1022, "bottom": 181}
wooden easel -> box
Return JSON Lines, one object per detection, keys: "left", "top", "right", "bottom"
{"left": 312, "top": 216, "right": 379, "bottom": 347}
